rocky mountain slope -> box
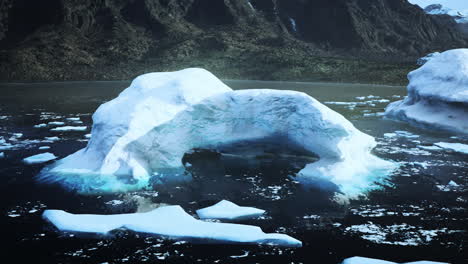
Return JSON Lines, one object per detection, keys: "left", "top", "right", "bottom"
{"left": 0, "top": 0, "right": 467, "bottom": 84}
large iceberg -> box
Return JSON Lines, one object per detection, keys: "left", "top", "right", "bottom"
{"left": 40, "top": 68, "right": 394, "bottom": 197}
{"left": 385, "top": 49, "right": 468, "bottom": 134}
{"left": 43, "top": 206, "right": 302, "bottom": 247}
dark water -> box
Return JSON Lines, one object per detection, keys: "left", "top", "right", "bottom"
{"left": 0, "top": 81, "right": 467, "bottom": 264}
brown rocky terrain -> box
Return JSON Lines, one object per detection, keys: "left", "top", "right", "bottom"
{"left": 0, "top": 0, "right": 466, "bottom": 84}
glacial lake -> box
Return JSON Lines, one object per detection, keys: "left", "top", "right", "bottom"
{"left": 0, "top": 81, "right": 466, "bottom": 264}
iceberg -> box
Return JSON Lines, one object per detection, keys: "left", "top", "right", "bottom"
{"left": 40, "top": 68, "right": 394, "bottom": 197}
{"left": 23, "top": 153, "right": 57, "bottom": 164}
{"left": 196, "top": 200, "right": 265, "bottom": 220}
{"left": 385, "top": 49, "right": 468, "bottom": 134}
{"left": 0, "top": 152, "right": 4, "bottom": 158}
{"left": 341, "top": 256, "right": 448, "bottom": 264}
{"left": 42, "top": 206, "right": 301, "bottom": 247}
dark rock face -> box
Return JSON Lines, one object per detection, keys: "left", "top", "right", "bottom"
{"left": 0, "top": 0, "right": 466, "bottom": 82}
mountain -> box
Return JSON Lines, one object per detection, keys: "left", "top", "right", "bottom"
{"left": 424, "top": 4, "right": 468, "bottom": 34}
{"left": 424, "top": 4, "right": 468, "bottom": 23}
{"left": 0, "top": 0, "right": 467, "bottom": 83}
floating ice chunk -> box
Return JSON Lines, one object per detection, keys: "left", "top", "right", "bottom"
{"left": 12, "top": 133, "right": 23, "bottom": 138}
{"left": 385, "top": 49, "right": 468, "bottom": 134}
{"left": 84, "top": 134, "right": 91, "bottom": 139}
{"left": 384, "top": 133, "right": 397, "bottom": 138}
{"left": 0, "top": 152, "right": 4, "bottom": 158}
{"left": 66, "top": 117, "right": 80, "bottom": 121}
{"left": 42, "top": 206, "right": 302, "bottom": 247}
{"left": 196, "top": 200, "right": 265, "bottom": 220}
{"left": 342, "top": 257, "right": 395, "bottom": 264}
{"left": 48, "top": 121, "right": 65, "bottom": 126}
{"left": 34, "top": 123, "right": 47, "bottom": 128}
{"left": 448, "top": 180, "right": 459, "bottom": 187}
{"left": 434, "top": 142, "right": 468, "bottom": 154}
{"left": 42, "top": 69, "right": 394, "bottom": 198}
{"left": 394, "top": 131, "right": 419, "bottom": 138}
{"left": 44, "top": 136, "right": 60, "bottom": 142}
{"left": 23, "top": 153, "right": 57, "bottom": 164}
{"left": 341, "top": 256, "right": 448, "bottom": 264}
{"left": 418, "top": 145, "right": 441, "bottom": 151}
{"left": 39, "top": 146, "right": 51, "bottom": 150}
{"left": 51, "top": 126, "right": 87, "bottom": 132}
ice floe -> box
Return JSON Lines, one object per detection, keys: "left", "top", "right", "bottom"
{"left": 50, "top": 126, "right": 87, "bottom": 132}
{"left": 42, "top": 205, "right": 302, "bottom": 247}
{"left": 48, "top": 121, "right": 65, "bottom": 126}
{"left": 34, "top": 123, "right": 47, "bottom": 128}
{"left": 0, "top": 152, "right": 4, "bottom": 158}
{"left": 341, "top": 256, "right": 448, "bottom": 264}
{"left": 434, "top": 142, "right": 468, "bottom": 154}
{"left": 385, "top": 49, "right": 468, "bottom": 134}
{"left": 41, "top": 68, "right": 394, "bottom": 198}
{"left": 23, "top": 153, "right": 57, "bottom": 164}
{"left": 196, "top": 200, "right": 265, "bottom": 220}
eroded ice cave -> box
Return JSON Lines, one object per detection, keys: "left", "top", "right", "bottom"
{"left": 39, "top": 68, "right": 394, "bottom": 197}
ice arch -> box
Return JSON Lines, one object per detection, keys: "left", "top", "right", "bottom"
{"left": 40, "top": 68, "right": 394, "bottom": 197}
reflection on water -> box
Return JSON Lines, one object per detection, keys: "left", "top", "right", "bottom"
{"left": 0, "top": 81, "right": 466, "bottom": 264}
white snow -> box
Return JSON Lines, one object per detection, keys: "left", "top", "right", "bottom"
{"left": 196, "top": 200, "right": 265, "bottom": 220}
{"left": 434, "top": 142, "right": 468, "bottom": 154}
{"left": 42, "top": 68, "right": 394, "bottom": 198}
{"left": 385, "top": 49, "right": 468, "bottom": 134}
{"left": 42, "top": 206, "right": 302, "bottom": 247}
{"left": 289, "top": 17, "right": 298, "bottom": 32}
{"left": 342, "top": 257, "right": 448, "bottom": 264}
{"left": 23, "top": 153, "right": 57, "bottom": 164}
{"left": 420, "top": 2, "right": 468, "bottom": 23}
{"left": 50, "top": 126, "right": 87, "bottom": 132}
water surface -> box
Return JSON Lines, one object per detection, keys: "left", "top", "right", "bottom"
{"left": 0, "top": 81, "right": 466, "bottom": 264}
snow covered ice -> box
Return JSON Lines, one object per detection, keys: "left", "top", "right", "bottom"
{"left": 341, "top": 256, "right": 448, "bottom": 264}
{"left": 23, "top": 153, "right": 57, "bottom": 164}
{"left": 385, "top": 49, "right": 468, "bottom": 134}
{"left": 42, "top": 205, "right": 302, "bottom": 247}
{"left": 40, "top": 68, "right": 394, "bottom": 198}
{"left": 434, "top": 142, "right": 468, "bottom": 154}
{"left": 50, "top": 126, "right": 87, "bottom": 132}
{"left": 196, "top": 200, "right": 265, "bottom": 220}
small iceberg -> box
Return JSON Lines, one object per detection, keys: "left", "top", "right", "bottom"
{"left": 23, "top": 153, "right": 57, "bottom": 164}
{"left": 342, "top": 256, "right": 448, "bottom": 264}
{"left": 385, "top": 49, "right": 468, "bottom": 134}
{"left": 40, "top": 68, "right": 394, "bottom": 198}
{"left": 42, "top": 206, "right": 301, "bottom": 247}
{"left": 434, "top": 142, "right": 468, "bottom": 154}
{"left": 0, "top": 152, "right": 4, "bottom": 159}
{"left": 34, "top": 123, "right": 47, "bottom": 128}
{"left": 50, "top": 126, "right": 87, "bottom": 132}
{"left": 48, "top": 121, "right": 65, "bottom": 126}
{"left": 196, "top": 200, "right": 265, "bottom": 220}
